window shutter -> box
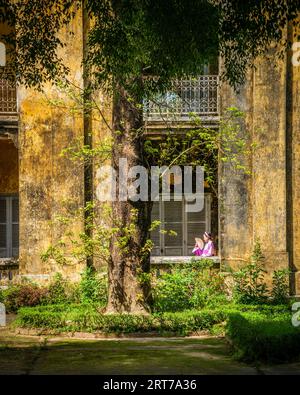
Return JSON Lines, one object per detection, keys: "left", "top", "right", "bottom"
{"left": 151, "top": 201, "right": 161, "bottom": 256}
{"left": 164, "top": 199, "right": 183, "bottom": 256}
{"left": 0, "top": 199, "right": 7, "bottom": 257}
{"left": 0, "top": 197, "right": 19, "bottom": 258}
{"left": 11, "top": 198, "right": 19, "bottom": 257}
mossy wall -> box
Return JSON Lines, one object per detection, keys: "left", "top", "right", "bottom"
{"left": 220, "top": 21, "right": 300, "bottom": 294}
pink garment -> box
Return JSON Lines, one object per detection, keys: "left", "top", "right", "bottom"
{"left": 192, "top": 240, "right": 215, "bottom": 257}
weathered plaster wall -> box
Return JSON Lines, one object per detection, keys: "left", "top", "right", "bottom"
{"left": 288, "top": 20, "right": 300, "bottom": 294}
{"left": 252, "top": 53, "right": 289, "bottom": 277}
{"left": 220, "top": 37, "right": 300, "bottom": 293}
{"left": 219, "top": 70, "right": 253, "bottom": 270}
{"left": 18, "top": 13, "right": 86, "bottom": 281}
{"left": 0, "top": 139, "right": 18, "bottom": 194}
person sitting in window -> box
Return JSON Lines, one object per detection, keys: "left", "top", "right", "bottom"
{"left": 192, "top": 232, "right": 216, "bottom": 257}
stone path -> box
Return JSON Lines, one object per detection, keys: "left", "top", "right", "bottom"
{"left": 0, "top": 327, "right": 299, "bottom": 375}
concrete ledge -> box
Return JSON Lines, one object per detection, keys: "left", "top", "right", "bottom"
{"left": 151, "top": 256, "right": 220, "bottom": 266}
{"left": 17, "top": 274, "right": 51, "bottom": 282}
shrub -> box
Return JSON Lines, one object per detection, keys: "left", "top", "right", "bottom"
{"left": 0, "top": 284, "right": 48, "bottom": 313}
{"left": 226, "top": 311, "right": 300, "bottom": 363}
{"left": 0, "top": 269, "right": 108, "bottom": 312}
{"left": 152, "top": 259, "right": 227, "bottom": 312}
{"left": 271, "top": 269, "right": 290, "bottom": 304}
{"left": 43, "top": 273, "right": 70, "bottom": 305}
{"left": 152, "top": 270, "right": 192, "bottom": 312}
{"left": 79, "top": 267, "right": 107, "bottom": 304}
{"left": 233, "top": 240, "right": 268, "bottom": 304}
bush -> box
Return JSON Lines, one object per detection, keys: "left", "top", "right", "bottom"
{"left": 0, "top": 284, "right": 48, "bottom": 313}
{"left": 15, "top": 305, "right": 228, "bottom": 335}
{"left": 0, "top": 269, "right": 108, "bottom": 312}
{"left": 43, "top": 273, "right": 72, "bottom": 305}
{"left": 271, "top": 269, "right": 290, "bottom": 304}
{"left": 226, "top": 311, "right": 300, "bottom": 363}
{"left": 233, "top": 241, "right": 268, "bottom": 304}
{"left": 79, "top": 268, "right": 107, "bottom": 304}
{"left": 152, "top": 259, "right": 227, "bottom": 312}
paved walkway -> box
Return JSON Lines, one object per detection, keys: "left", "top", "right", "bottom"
{"left": 0, "top": 327, "right": 300, "bottom": 375}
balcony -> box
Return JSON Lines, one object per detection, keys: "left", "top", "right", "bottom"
{"left": 0, "top": 78, "right": 18, "bottom": 134}
{"left": 143, "top": 75, "right": 219, "bottom": 128}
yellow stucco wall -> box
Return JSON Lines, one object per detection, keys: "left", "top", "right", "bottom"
{"left": 289, "top": 20, "right": 300, "bottom": 294}
{"left": 18, "top": 12, "right": 87, "bottom": 281}
{"left": 220, "top": 25, "right": 300, "bottom": 294}
{"left": 252, "top": 52, "right": 289, "bottom": 272}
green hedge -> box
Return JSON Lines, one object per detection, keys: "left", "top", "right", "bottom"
{"left": 15, "top": 305, "right": 229, "bottom": 336}
{"left": 14, "top": 303, "right": 292, "bottom": 336}
{"left": 226, "top": 311, "right": 300, "bottom": 363}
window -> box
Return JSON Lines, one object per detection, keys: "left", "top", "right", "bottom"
{"left": 151, "top": 194, "right": 211, "bottom": 256}
{"left": 0, "top": 196, "right": 19, "bottom": 258}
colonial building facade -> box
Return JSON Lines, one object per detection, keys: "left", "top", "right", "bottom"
{"left": 0, "top": 12, "right": 299, "bottom": 295}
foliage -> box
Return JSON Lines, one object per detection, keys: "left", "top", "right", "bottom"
{"left": 14, "top": 303, "right": 293, "bottom": 342}
{"left": 144, "top": 107, "right": 253, "bottom": 196}
{"left": 0, "top": 270, "right": 108, "bottom": 312}
{"left": 0, "top": 0, "right": 77, "bottom": 85}
{"left": 2, "top": 257, "right": 292, "bottom": 315}
{"left": 271, "top": 269, "right": 290, "bottom": 304}
{"left": 79, "top": 267, "right": 107, "bottom": 304}
{"left": 152, "top": 259, "right": 227, "bottom": 312}
{"left": 15, "top": 305, "right": 228, "bottom": 336}
{"left": 2, "top": 0, "right": 218, "bottom": 95}
{"left": 233, "top": 240, "right": 268, "bottom": 304}
{"left": 41, "top": 203, "right": 114, "bottom": 266}
{"left": 226, "top": 311, "right": 300, "bottom": 363}
{"left": 0, "top": 284, "right": 48, "bottom": 313}
{"left": 44, "top": 273, "right": 75, "bottom": 305}
{"left": 3, "top": 1, "right": 300, "bottom": 90}
{"left": 213, "top": 0, "right": 300, "bottom": 87}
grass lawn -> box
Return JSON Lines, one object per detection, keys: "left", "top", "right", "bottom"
{"left": 6, "top": 302, "right": 300, "bottom": 365}
{"left": 1, "top": 325, "right": 300, "bottom": 375}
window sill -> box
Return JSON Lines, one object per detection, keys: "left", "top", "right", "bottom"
{"left": 0, "top": 258, "right": 19, "bottom": 269}
{"left": 151, "top": 256, "right": 220, "bottom": 265}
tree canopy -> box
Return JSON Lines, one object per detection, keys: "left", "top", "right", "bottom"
{"left": 0, "top": 1, "right": 299, "bottom": 92}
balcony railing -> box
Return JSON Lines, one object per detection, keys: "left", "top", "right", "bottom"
{"left": 0, "top": 79, "right": 17, "bottom": 114}
{"left": 143, "top": 75, "right": 219, "bottom": 123}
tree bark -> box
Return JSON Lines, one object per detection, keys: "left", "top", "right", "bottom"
{"left": 105, "top": 83, "right": 152, "bottom": 314}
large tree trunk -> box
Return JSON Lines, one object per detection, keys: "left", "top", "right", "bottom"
{"left": 105, "top": 84, "right": 152, "bottom": 314}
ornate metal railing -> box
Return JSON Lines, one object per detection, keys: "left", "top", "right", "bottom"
{"left": 0, "top": 79, "right": 17, "bottom": 113}
{"left": 143, "top": 75, "right": 219, "bottom": 122}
